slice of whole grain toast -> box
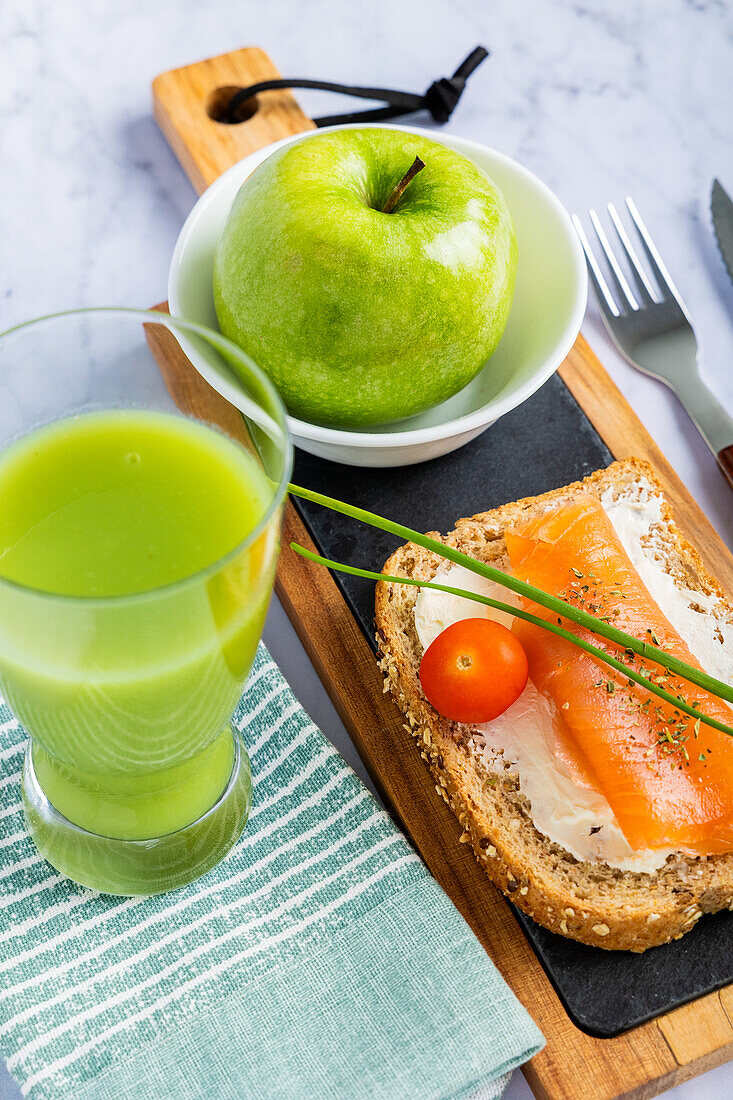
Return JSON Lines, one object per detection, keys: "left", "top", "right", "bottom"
{"left": 375, "top": 458, "right": 733, "bottom": 951}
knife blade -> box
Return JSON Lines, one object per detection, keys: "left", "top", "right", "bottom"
{"left": 711, "top": 178, "right": 733, "bottom": 284}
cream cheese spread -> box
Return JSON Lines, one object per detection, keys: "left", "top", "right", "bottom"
{"left": 412, "top": 480, "right": 733, "bottom": 872}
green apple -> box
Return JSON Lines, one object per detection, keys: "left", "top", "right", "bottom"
{"left": 214, "top": 127, "right": 517, "bottom": 427}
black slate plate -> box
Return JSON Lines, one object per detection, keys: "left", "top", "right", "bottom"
{"left": 290, "top": 371, "right": 733, "bottom": 1039}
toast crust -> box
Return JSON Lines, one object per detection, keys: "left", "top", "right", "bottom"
{"left": 375, "top": 459, "right": 733, "bottom": 952}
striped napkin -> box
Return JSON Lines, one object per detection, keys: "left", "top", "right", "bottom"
{"left": 0, "top": 644, "right": 542, "bottom": 1100}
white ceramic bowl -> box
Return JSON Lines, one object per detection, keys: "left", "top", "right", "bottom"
{"left": 169, "top": 124, "right": 587, "bottom": 468}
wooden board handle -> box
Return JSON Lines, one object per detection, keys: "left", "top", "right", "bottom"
{"left": 718, "top": 445, "right": 733, "bottom": 491}
{"left": 152, "top": 46, "right": 316, "bottom": 195}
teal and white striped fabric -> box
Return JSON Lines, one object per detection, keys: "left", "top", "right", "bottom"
{"left": 0, "top": 644, "right": 543, "bottom": 1100}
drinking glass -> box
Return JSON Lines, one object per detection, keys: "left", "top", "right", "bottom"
{"left": 0, "top": 309, "right": 292, "bottom": 895}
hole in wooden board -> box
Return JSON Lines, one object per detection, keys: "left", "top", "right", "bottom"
{"left": 206, "top": 86, "right": 259, "bottom": 125}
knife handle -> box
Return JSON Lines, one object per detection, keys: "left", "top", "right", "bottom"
{"left": 717, "top": 445, "right": 733, "bottom": 490}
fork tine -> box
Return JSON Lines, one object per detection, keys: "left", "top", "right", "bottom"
{"left": 607, "top": 203, "right": 657, "bottom": 301}
{"left": 625, "top": 198, "right": 685, "bottom": 307}
{"left": 588, "top": 208, "right": 639, "bottom": 311}
{"left": 572, "top": 214, "right": 621, "bottom": 318}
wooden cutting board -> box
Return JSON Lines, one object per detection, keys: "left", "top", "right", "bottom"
{"left": 151, "top": 46, "right": 733, "bottom": 1100}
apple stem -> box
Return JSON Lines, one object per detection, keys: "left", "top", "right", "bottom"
{"left": 382, "top": 156, "right": 425, "bottom": 214}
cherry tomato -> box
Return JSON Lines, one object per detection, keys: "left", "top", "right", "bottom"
{"left": 419, "top": 617, "right": 529, "bottom": 723}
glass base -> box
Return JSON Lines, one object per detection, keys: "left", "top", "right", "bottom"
{"left": 21, "top": 726, "right": 251, "bottom": 896}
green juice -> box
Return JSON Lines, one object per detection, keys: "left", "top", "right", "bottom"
{"left": 0, "top": 410, "right": 270, "bottom": 598}
{"left": 0, "top": 410, "right": 277, "bottom": 884}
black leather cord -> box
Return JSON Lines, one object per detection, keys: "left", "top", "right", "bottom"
{"left": 223, "top": 47, "right": 489, "bottom": 126}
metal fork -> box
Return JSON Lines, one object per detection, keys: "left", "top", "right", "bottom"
{"left": 573, "top": 199, "right": 733, "bottom": 490}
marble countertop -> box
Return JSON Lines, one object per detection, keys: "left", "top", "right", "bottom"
{"left": 1, "top": 1, "right": 732, "bottom": 1097}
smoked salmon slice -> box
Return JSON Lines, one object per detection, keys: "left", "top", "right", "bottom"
{"left": 505, "top": 492, "right": 733, "bottom": 855}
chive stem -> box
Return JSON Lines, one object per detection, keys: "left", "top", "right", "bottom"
{"left": 290, "top": 542, "right": 733, "bottom": 738}
{"left": 287, "top": 483, "right": 733, "bottom": 710}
